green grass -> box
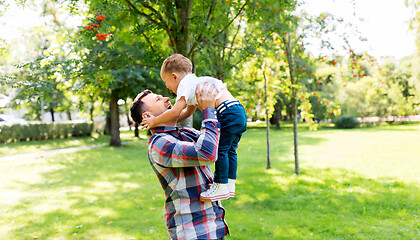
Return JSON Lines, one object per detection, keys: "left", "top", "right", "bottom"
{"left": 0, "top": 131, "right": 146, "bottom": 157}
{"left": 0, "top": 124, "right": 419, "bottom": 239}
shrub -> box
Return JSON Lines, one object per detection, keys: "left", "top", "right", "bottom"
{"left": 0, "top": 121, "right": 93, "bottom": 143}
{"left": 334, "top": 115, "right": 360, "bottom": 129}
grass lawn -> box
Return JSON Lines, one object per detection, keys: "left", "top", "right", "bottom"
{"left": 0, "top": 131, "right": 143, "bottom": 158}
{"left": 0, "top": 123, "right": 419, "bottom": 239}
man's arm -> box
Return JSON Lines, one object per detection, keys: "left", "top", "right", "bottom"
{"left": 148, "top": 83, "right": 220, "bottom": 167}
{"left": 148, "top": 108, "right": 219, "bottom": 167}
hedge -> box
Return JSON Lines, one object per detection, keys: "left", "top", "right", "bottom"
{"left": 0, "top": 121, "right": 93, "bottom": 143}
{"left": 334, "top": 115, "right": 361, "bottom": 129}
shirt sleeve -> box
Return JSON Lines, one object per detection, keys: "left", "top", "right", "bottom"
{"left": 176, "top": 77, "right": 197, "bottom": 105}
{"left": 148, "top": 108, "right": 220, "bottom": 168}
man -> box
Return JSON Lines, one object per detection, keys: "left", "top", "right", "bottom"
{"left": 130, "top": 83, "right": 228, "bottom": 240}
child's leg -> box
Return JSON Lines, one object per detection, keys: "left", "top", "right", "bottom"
{"left": 200, "top": 129, "right": 232, "bottom": 202}
{"left": 200, "top": 100, "right": 246, "bottom": 202}
{"left": 214, "top": 129, "right": 235, "bottom": 184}
{"left": 227, "top": 134, "right": 242, "bottom": 180}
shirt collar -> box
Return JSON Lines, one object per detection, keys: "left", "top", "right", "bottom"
{"left": 150, "top": 126, "right": 178, "bottom": 134}
{"left": 182, "top": 73, "right": 197, "bottom": 82}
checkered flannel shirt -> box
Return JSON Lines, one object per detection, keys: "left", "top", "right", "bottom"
{"left": 148, "top": 108, "right": 229, "bottom": 240}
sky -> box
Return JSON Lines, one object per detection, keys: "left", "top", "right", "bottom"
{"left": 303, "top": 0, "right": 417, "bottom": 60}
{"left": 1, "top": 1, "right": 46, "bottom": 39}
{"left": 0, "top": 0, "right": 417, "bottom": 60}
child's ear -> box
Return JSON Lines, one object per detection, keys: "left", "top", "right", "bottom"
{"left": 142, "top": 112, "right": 152, "bottom": 119}
{"left": 172, "top": 73, "right": 177, "bottom": 80}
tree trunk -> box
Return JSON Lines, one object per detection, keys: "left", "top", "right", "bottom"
{"left": 66, "top": 110, "right": 72, "bottom": 121}
{"left": 50, "top": 108, "right": 55, "bottom": 122}
{"left": 126, "top": 106, "right": 132, "bottom": 131}
{"left": 169, "top": 0, "right": 194, "bottom": 128}
{"left": 104, "top": 114, "right": 110, "bottom": 135}
{"left": 276, "top": 109, "right": 282, "bottom": 129}
{"left": 292, "top": 96, "right": 300, "bottom": 175}
{"left": 285, "top": 34, "right": 300, "bottom": 175}
{"left": 134, "top": 122, "right": 139, "bottom": 137}
{"left": 109, "top": 93, "right": 121, "bottom": 146}
{"left": 89, "top": 100, "right": 94, "bottom": 121}
{"left": 270, "top": 101, "right": 282, "bottom": 129}
{"left": 173, "top": 0, "right": 193, "bottom": 56}
{"left": 263, "top": 67, "right": 271, "bottom": 169}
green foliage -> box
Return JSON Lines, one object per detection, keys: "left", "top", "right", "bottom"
{"left": 334, "top": 56, "right": 420, "bottom": 119}
{"left": 334, "top": 115, "right": 360, "bottom": 129}
{"left": 0, "top": 121, "right": 93, "bottom": 143}
{"left": 1, "top": 124, "right": 420, "bottom": 239}
{"left": 308, "top": 95, "right": 326, "bottom": 120}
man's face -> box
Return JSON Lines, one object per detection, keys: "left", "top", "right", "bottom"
{"left": 161, "top": 71, "right": 179, "bottom": 94}
{"left": 141, "top": 93, "right": 172, "bottom": 118}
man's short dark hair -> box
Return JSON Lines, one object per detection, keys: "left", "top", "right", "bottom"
{"left": 130, "top": 90, "right": 152, "bottom": 124}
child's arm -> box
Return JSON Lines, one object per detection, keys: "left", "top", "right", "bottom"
{"left": 177, "top": 105, "right": 197, "bottom": 123}
{"left": 141, "top": 97, "right": 186, "bottom": 130}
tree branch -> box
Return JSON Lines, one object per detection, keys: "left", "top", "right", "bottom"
{"left": 123, "top": 0, "right": 167, "bottom": 30}
{"left": 188, "top": 0, "right": 217, "bottom": 57}
{"left": 161, "top": 0, "right": 178, "bottom": 52}
{"left": 211, "top": 1, "right": 248, "bottom": 39}
{"left": 141, "top": 32, "right": 156, "bottom": 54}
{"left": 203, "top": 38, "right": 244, "bottom": 50}
{"left": 139, "top": 1, "right": 167, "bottom": 26}
{"left": 226, "top": 13, "right": 244, "bottom": 62}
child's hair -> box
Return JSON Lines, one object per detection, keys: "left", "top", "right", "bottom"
{"left": 130, "top": 89, "right": 152, "bottom": 124}
{"left": 161, "top": 54, "right": 193, "bottom": 74}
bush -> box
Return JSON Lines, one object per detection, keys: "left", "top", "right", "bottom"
{"left": 0, "top": 121, "right": 93, "bottom": 143}
{"left": 334, "top": 115, "right": 360, "bottom": 129}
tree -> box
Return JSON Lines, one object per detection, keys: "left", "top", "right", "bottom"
{"left": 229, "top": 0, "right": 366, "bottom": 173}
{"left": 62, "top": 0, "right": 273, "bottom": 145}
{"left": 3, "top": 1, "right": 78, "bottom": 122}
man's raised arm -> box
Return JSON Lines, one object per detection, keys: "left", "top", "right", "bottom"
{"left": 148, "top": 83, "right": 221, "bottom": 167}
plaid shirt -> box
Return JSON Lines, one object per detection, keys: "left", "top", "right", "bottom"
{"left": 148, "top": 108, "right": 229, "bottom": 240}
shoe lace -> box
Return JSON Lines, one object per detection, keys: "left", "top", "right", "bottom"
{"left": 208, "top": 183, "right": 219, "bottom": 194}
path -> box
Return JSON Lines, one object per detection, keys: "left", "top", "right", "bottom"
{"left": 0, "top": 144, "right": 106, "bottom": 162}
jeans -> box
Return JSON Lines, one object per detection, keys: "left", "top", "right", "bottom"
{"left": 214, "top": 100, "right": 247, "bottom": 184}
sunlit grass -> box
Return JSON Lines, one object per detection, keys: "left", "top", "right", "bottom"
{"left": 0, "top": 130, "right": 146, "bottom": 157}
{"left": 0, "top": 123, "right": 419, "bottom": 239}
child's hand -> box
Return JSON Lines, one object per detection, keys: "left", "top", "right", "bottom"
{"left": 140, "top": 113, "right": 156, "bottom": 130}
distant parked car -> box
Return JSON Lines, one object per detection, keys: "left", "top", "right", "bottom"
{"left": 0, "top": 114, "right": 26, "bottom": 123}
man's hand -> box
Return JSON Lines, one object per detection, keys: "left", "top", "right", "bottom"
{"left": 196, "top": 82, "right": 218, "bottom": 111}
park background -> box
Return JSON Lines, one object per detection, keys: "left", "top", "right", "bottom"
{"left": 1, "top": 0, "right": 419, "bottom": 239}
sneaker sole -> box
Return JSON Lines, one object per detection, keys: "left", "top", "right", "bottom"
{"left": 200, "top": 193, "right": 230, "bottom": 202}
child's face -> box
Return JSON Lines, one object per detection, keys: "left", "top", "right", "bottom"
{"left": 161, "top": 71, "right": 179, "bottom": 94}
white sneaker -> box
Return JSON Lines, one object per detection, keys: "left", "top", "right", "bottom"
{"left": 200, "top": 183, "right": 230, "bottom": 202}
{"left": 228, "top": 179, "right": 236, "bottom": 197}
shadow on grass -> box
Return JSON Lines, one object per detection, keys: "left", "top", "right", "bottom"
{"left": 5, "top": 139, "right": 169, "bottom": 239}
{"left": 240, "top": 127, "right": 328, "bottom": 163}
{"left": 4, "top": 128, "right": 420, "bottom": 239}
{"left": 247, "top": 121, "right": 420, "bottom": 133}
{"left": 0, "top": 135, "right": 109, "bottom": 157}
{"left": 225, "top": 161, "right": 420, "bottom": 240}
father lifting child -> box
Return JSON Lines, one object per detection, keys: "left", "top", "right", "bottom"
{"left": 141, "top": 54, "right": 247, "bottom": 202}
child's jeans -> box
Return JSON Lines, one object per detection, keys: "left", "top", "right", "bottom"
{"left": 214, "top": 100, "right": 247, "bottom": 184}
